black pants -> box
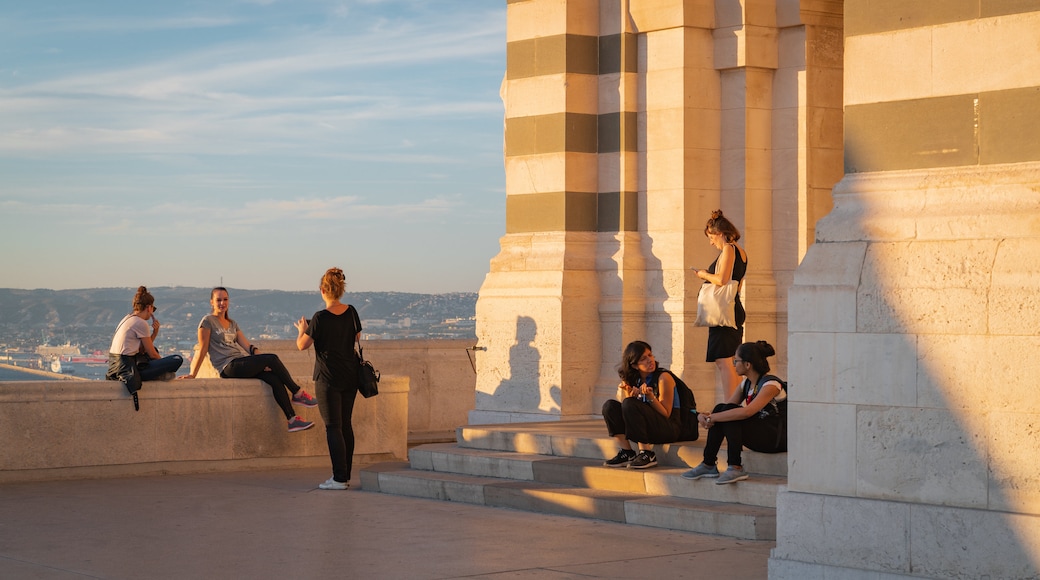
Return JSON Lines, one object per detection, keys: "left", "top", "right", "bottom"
{"left": 317, "top": 380, "right": 358, "bottom": 483}
{"left": 602, "top": 398, "right": 682, "bottom": 445}
{"left": 702, "top": 403, "right": 785, "bottom": 467}
{"left": 221, "top": 354, "right": 301, "bottom": 420}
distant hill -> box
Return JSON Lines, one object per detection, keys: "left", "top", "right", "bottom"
{"left": 0, "top": 287, "right": 477, "bottom": 353}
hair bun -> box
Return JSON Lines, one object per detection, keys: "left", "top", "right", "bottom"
{"left": 755, "top": 340, "right": 776, "bottom": 358}
{"left": 710, "top": 209, "right": 724, "bottom": 220}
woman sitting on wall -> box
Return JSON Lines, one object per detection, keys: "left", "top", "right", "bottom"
{"left": 106, "top": 286, "right": 184, "bottom": 408}
{"left": 682, "top": 340, "right": 787, "bottom": 484}
{"left": 185, "top": 287, "right": 317, "bottom": 433}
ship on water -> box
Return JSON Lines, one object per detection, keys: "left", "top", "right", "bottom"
{"left": 60, "top": 353, "right": 108, "bottom": 364}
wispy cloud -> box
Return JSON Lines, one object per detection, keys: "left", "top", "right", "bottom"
{"left": 0, "top": 1, "right": 506, "bottom": 292}
{"left": 0, "top": 6, "right": 504, "bottom": 157}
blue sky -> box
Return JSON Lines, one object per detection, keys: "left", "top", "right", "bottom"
{"left": 0, "top": 0, "right": 506, "bottom": 293}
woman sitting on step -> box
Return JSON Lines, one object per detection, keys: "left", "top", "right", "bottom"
{"left": 602, "top": 341, "right": 698, "bottom": 469}
{"left": 682, "top": 340, "right": 787, "bottom": 484}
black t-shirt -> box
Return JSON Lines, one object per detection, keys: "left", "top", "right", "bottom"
{"left": 306, "top": 304, "right": 362, "bottom": 386}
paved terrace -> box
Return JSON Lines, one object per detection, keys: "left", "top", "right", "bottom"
{"left": 0, "top": 467, "right": 773, "bottom": 579}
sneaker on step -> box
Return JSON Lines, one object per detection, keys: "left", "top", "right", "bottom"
{"left": 288, "top": 417, "right": 314, "bottom": 432}
{"left": 628, "top": 450, "right": 657, "bottom": 469}
{"left": 603, "top": 448, "right": 637, "bottom": 468}
{"left": 291, "top": 391, "right": 318, "bottom": 407}
{"left": 318, "top": 477, "right": 349, "bottom": 490}
{"left": 681, "top": 463, "right": 720, "bottom": 480}
{"left": 716, "top": 466, "right": 749, "bottom": 484}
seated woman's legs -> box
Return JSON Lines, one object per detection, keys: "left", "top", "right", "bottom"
{"left": 620, "top": 397, "right": 679, "bottom": 445}
{"left": 222, "top": 356, "right": 296, "bottom": 420}
{"left": 139, "top": 355, "right": 183, "bottom": 381}
{"left": 255, "top": 370, "right": 296, "bottom": 420}
{"left": 602, "top": 399, "right": 628, "bottom": 444}
{"left": 602, "top": 399, "right": 638, "bottom": 466}
{"left": 222, "top": 354, "right": 302, "bottom": 394}
{"left": 703, "top": 403, "right": 744, "bottom": 466}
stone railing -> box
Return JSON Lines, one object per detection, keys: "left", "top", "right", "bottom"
{"left": 0, "top": 374, "right": 408, "bottom": 485}
{"left": 0, "top": 338, "right": 476, "bottom": 483}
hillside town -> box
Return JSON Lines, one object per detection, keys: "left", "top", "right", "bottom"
{"left": 0, "top": 288, "right": 476, "bottom": 380}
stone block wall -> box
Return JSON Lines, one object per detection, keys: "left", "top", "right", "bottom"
{"left": 0, "top": 374, "right": 408, "bottom": 484}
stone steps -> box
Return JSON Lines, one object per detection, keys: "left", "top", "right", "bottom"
{"left": 360, "top": 420, "right": 786, "bottom": 540}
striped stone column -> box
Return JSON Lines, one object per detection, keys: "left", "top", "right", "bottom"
{"left": 472, "top": 0, "right": 604, "bottom": 423}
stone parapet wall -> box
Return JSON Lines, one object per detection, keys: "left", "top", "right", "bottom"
{"left": 0, "top": 375, "right": 408, "bottom": 484}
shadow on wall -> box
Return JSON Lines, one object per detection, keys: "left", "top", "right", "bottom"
{"left": 476, "top": 316, "right": 561, "bottom": 416}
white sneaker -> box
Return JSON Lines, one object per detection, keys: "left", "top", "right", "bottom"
{"left": 319, "top": 477, "right": 349, "bottom": 490}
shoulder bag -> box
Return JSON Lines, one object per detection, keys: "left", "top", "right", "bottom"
{"left": 694, "top": 280, "right": 739, "bottom": 328}
{"left": 355, "top": 334, "right": 380, "bottom": 398}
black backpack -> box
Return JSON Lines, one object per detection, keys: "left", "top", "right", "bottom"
{"left": 656, "top": 369, "right": 699, "bottom": 441}
{"left": 742, "top": 373, "right": 787, "bottom": 451}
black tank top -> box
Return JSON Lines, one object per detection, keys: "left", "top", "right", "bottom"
{"left": 708, "top": 244, "right": 746, "bottom": 282}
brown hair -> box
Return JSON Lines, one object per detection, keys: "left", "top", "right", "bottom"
{"left": 132, "top": 286, "right": 154, "bottom": 313}
{"left": 704, "top": 209, "right": 741, "bottom": 243}
{"left": 321, "top": 267, "right": 346, "bottom": 299}
{"left": 617, "top": 340, "right": 652, "bottom": 387}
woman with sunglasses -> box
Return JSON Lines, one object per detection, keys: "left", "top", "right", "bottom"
{"left": 681, "top": 340, "right": 787, "bottom": 484}
{"left": 106, "top": 286, "right": 184, "bottom": 403}
{"left": 185, "top": 287, "right": 317, "bottom": 433}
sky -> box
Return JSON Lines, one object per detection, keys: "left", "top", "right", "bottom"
{"left": 0, "top": 0, "right": 506, "bottom": 294}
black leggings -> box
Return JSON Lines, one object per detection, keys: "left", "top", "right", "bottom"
{"left": 602, "top": 398, "right": 682, "bottom": 444}
{"left": 221, "top": 354, "right": 301, "bottom": 420}
{"left": 317, "top": 380, "right": 358, "bottom": 482}
{"left": 702, "top": 403, "right": 784, "bottom": 467}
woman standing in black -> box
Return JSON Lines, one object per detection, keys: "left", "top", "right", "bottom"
{"left": 295, "top": 267, "right": 362, "bottom": 490}
{"left": 694, "top": 210, "right": 747, "bottom": 399}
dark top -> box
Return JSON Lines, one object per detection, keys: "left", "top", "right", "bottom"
{"left": 705, "top": 243, "right": 748, "bottom": 361}
{"left": 707, "top": 243, "right": 747, "bottom": 283}
{"left": 305, "top": 304, "right": 362, "bottom": 387}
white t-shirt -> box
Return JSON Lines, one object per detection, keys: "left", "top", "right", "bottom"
{"left": 109, "top": 314, "right": 151, "bottom": 356}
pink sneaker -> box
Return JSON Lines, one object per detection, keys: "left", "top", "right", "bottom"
{"left": 288, "top": 417, "right": 314, "bottom": 432}
{"left": 291, "top": 391, "right": 318, "bottom": 408}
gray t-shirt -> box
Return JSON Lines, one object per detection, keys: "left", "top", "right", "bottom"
{"left": 199, "top": 314, "right": 250, "bottom": 373}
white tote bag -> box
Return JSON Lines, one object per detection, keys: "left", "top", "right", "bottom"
{"left": 695, "top": 281, "right": 739, "bottom": 328}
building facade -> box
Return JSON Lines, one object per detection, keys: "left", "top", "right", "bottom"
{"left": 474, "top": 1, "right": 1040, "bottom": 576}
{"left": 473, "top": 0, "right": 842, "bottom": 424}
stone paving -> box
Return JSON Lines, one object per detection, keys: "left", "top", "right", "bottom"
{"left": 0, "top": 467, "right": 774, "bottom": 579}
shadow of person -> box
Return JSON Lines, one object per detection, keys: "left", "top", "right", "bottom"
{"left": 475, "top": 316, "right": 560, "bottom": 417}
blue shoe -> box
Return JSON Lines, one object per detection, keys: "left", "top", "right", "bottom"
{"left": 716, "top": 466, "right": 749, "bottom": 484}
{"left": 291, "top": 391, "right": 318, "bottom": 408}
{"left": 288, "top": 416, "right": 314, "bottom": 432}
{"left": 681, "top": 463, "right": 720, "bottom": 480}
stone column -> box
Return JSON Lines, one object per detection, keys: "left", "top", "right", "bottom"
{"left": 770, "top": 4, "right": 1040, "bottom": 578}
{"left": 472, "top": 0, "right": 603, "bottom": 423}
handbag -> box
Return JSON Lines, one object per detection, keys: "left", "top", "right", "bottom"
{"left": 694, "top": 280, "right": 739, "bottom": 328}
{"left": 355, "top": 337, "right": 380, "bottom": 398}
